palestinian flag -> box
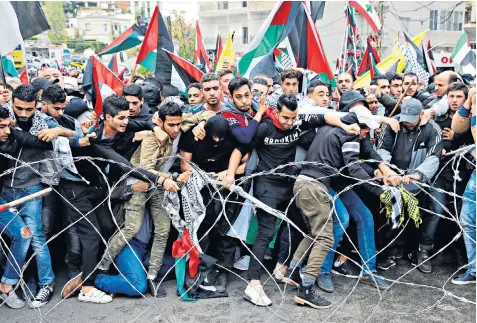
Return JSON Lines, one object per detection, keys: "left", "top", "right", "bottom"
{"left": 368, "top": 53, "right": 382, "bottom": 79}
{"left": 403, "top": 31, "right": 424, "bottom": 66}
{"left": 451, "top": 33, "right": 476, "bottom": 75}
{"left": 300, "top": 3, "right": 334, "bottom": 85}
{"left": 357, "top": 38, "right": 380, "bottom": 76}
{"left": 1, "top": 55, "right": 18, "bottom": 77}
{"left": 164, "top": 48, "right": 205, "bottom": 94}
{"left": 422, "top": 42, "right": 436, "bottom": 75}
{"left": 99, "top": 17, "right": 147, "bottom": 56}
{"left": 135, "top": 6, "right": 175, "bottom": 84}
{"left": 194, "top": 21, "right": 212, "bottom": 72}
{"left": 273, "top": 48, "right": 294, "bottom": 70}
{"left": 214, "top": 34, "right": 223, "bottom": 69}
{"left": 89, "top": 56, "right": 124, "bottom": 115}
{"left": 348, "top": 1, "right": 382, "bottom": 33}
{"left": 357, "top": 50, "right": 382, "bottom": 78}
{"left": 108, "top": 54, "right": 119, "bottom": 73}
{"left": 367, "top": 37, "right": 381, "bottom": 64}
{"left": 238, "top": 1, "right": 301, "bottom": 78}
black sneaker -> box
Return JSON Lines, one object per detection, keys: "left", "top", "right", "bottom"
{"left": 332, "top": 260, "right": 360, "bottom": 278}
{"left": 281, "top": 267, "right": 301, "bottom": 287}
{"left": 416, "top": 246, "right": 432, "bottom": 273}
{"left": 294, "top": 283, "right": 331, "bottom": 309}
{"left": 406, "top": 251, "right": 417, "bottom": 266}
{"left": 215, "top": 271, "right": 228, "bottom": 293}
{"left": 21, "top": 279, "right": 38, "bottom": 302}
{"left": 148, "top": 279, "right": 167, "bottom": 298}
{"left": 377, "top": 257, "right": 397, "bottom": 271}
{"left": 30, "top": 286, "right": 53, "bottom": 308}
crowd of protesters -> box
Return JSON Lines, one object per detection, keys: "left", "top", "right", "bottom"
{"left": 0, "top": 65, "right": 475, "bottom": 311}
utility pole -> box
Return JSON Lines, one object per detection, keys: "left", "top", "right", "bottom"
{"left": 377, "top": 1, "right": 385, "bottom": 56}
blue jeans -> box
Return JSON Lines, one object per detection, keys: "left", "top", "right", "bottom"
{"left": 0, "top": 200, "right": 32, "bottom": 285}
{"left": 2, "top": 185, "right": 55, "bottom": 286}
{"left": 461, "top": 171, "right": 476, "bottom": 276}
{"left": 321, "top": 189, "right": 377, "bottom": 275}
{"left": 321, "top": 189, "right": 349, "bottom": 274}
{"left": 95, "top": 239, "right": 148, "bottom": 296}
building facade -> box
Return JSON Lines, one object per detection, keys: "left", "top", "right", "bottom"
{"left": 66, "top": 1, "right": 135, "bottom": 45}
{"left": 198, "top": 1, "right": 275, "bottom": 56}
{"left": 199, "top": 1, "right": 474, "bottom": 71}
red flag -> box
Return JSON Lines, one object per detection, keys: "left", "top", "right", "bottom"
{"left": 214, "top": 34, "right": 223, "bottom": 68}
{"left": 91, "top": 56, "right": 124, "bottom": 115}
{"left": 19, "top": 67, "right": 28, "bottom": 84}
{"left": 194, "top": 21, "right": 212, "bottom": 72}
{"left": 302, "top": 4, "right": 333, "bottom": 83}
{"left": 369, "top": 53, "right": 376, "bottom": 79}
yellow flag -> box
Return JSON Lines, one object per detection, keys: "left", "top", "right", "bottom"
{"left": 396, "top": 29, "right": 429, "bottom": 72}
{"left": 215, "top": 33, "right": 235, "bottom": 71}
{"left": 354, "top": 29, "right": 430, "bottom": 88}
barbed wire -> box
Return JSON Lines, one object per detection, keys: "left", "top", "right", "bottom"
{"left": 0, "top": 145, "right": 475, "bottom": 322}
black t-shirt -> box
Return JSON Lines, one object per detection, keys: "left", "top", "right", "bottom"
{"left": 238, "top": 115, "right": 326, "bottom": 175}
{"left": 179, "top": 129, "right": 237, "bottom": 173}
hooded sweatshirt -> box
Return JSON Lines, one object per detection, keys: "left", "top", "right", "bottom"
{"left": 221, "top": 99, "right": 260, "bottom": 144}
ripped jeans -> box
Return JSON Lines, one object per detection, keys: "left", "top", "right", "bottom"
{"left": 0, "top": 199, "right": 33, "bottom": 285}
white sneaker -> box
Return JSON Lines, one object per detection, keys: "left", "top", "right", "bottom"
{"left": 244, "top": 284, "right": 272, "bottom": 306}
{"left": 78, "top": 287, "right": 113, "bottom": 304}
{"left": 234, "top": 255, "right": 250, "bottom": 271}
{"left": 273, "top": 263, "right": 286, "bottom": 281}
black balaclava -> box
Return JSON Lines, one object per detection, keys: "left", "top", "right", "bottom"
{"left": 204, "top": 115, "right": 230, "bottom": 146}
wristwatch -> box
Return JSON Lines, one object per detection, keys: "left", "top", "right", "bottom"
{"left": 172, "top": 172, "right": 179, "bottom": 181}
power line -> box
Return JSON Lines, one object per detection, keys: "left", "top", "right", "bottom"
{"left": 398, "top": 1, "right": 435, "bottom": 13}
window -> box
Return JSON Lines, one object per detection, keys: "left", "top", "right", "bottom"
{"left": 124, "top": 25, "right": 128, "bottom": 31}
{"left": 242, "top": 1, "right": 247, "bottom": 7}
{"left": 465, "top": 10, "right": 472, "bottom": 23}
{"left": 104, "top": 24, "right": 108, "bottom": 32}
{"left": 430, "top": 10, "right": 464, "bottom": 31}
{"left": 85, "top": 23, "right": 91, "bottom": 31}
{"left": 114, "top": 24, "right": 118, "bottom": 31}
{"left": 429, "top": 10, "right": 438, "bottom": 30}
{"left": 218, "top": 1, "right": 228, "bottom": 10}
{"left": 242, "top": 26, "right": 248, "bottom": 44}
{"left": 471, "top": 43, "right": 476, "bottom": 50}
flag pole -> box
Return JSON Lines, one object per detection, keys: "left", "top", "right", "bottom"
{"left": 340, "top": 10, "right": 348, "bottom": 74}
{"left": 128, "top": 62, "right": 138, "bottom": 84}
{"left": 0, "top": 55, "right": 8, "bottom": 87}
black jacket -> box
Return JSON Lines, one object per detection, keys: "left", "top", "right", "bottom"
{"left": 376, "top": 118, "right": 443, "bottom": 187}
{"left": 113, "top": 102, "right": 155, "bottom": 160}
{"left": 300, "top": 113, "right": 383, "bottom": 196}
{"left": 0, "top": 129, "right": 53, "bottom": 179}
{"left": 69, "top": 119, "right": 158, "bottom": 186}
{"left": 379, "top": 90, "right": 440, "bottom": 115}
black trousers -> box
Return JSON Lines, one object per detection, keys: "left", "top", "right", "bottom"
{"left": 57, "top": 180, "right": 109, "bottom": 286}
{"left": 247, "top": 179, "right": 296, "bottom": 281}
{"left": 42, "top": 187, "right": 82, "bottom": 274}
{"left": 198, "top": 187, "right": 241, "bottom": 269}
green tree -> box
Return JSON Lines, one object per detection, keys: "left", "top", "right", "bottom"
{"left": 43, "top": 1, "right": 68, "bottom": 41}
{"left": 170, "top": 11, "right": 195, "bottom": 61}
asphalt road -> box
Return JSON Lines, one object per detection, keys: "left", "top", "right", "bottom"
{"left": 2, "top": 256, "right": 475, "bottom": 323}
